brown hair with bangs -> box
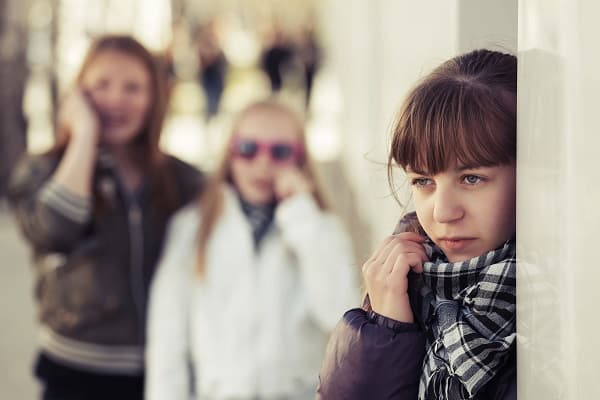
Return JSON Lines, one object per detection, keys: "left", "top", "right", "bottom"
{"left": 195, "top": 100, "right": 329, "bottom": 276}
{"left": 50, "top": 34, "right": 181, "bottom": 213}
{"left": 388, "top": 49, "right": 517, "bottom": 189}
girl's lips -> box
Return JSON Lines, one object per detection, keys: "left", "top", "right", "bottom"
{"left": 439, "top": 238, "right": 476, "bottom": 250}
{"left": 104, "top": 119, "right": 128, "bottom": 128}
{"left": 100, "top": 113, "right": 129, "bottom": 128}
{"left": 252, "top": 179, "right": 273, "bottom": 191}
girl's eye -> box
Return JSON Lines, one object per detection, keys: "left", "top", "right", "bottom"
{"left": 462, "top": 175, "right": 483, "bottom": 185}
{"left": 411, "top": 177, "right": 433, "bottom": 188}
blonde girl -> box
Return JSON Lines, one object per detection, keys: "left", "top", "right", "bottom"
{"left": 146, "top": 100, "right": 359, "bottom": 400}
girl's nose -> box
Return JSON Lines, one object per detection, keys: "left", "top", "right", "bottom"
{"left": 432, "top": 186, "right": 465, "bottom": 223}
{"left": 253, "top": 150, "right": 274, "bottom": 170}
{"left": 95, "top": 86, "right": 126, "bottom": 110}
{"left": 107, "top": 87, "right": 127, "bottom": 107}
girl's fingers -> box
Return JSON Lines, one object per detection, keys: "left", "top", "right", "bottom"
{"left": 391, "top": 252, "right": 423, "bottom": 277}
{"left": 368, "top": 233, "right": 422, "bottom": 261}
{"left": 364, "top": 233, "right": 429, "bottom": 277}
{"left": 365, "top": 241, "right": 426, "bottom": 277}
{"left": 381, "top": 244, "right": 404, "bottom": 273}
{"left": 373, "top": 238, "right": 403, "bottom": 264}
{"left": 393, "top": 231, "right": 426, "bottom": 242}
{"left": 382, "top": 239, "right": 423, "bottom": 266}
{"left": 410, "top": 262, "right": 424, "bottom": 274}
{"left": 380, "top": 237, "right": 427, "bottom": 263}
{"left": 274, "top": 167, "right": 312, "bottom": 200}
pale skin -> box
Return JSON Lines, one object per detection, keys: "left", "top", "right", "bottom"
{"left": 365, "top": 162, "right": 516, "bottom": 323}
{"left": 229, "top": 109, "right": 313, "bottom": 205}
{"left": 274, "top": 167, "right": 313, "bottom": 201}
{"left": 362, "top": 232, "right": 427, "bottom": 322}
{"left": 53, "top": 89, "right": 100, "bottom": 197}
{"left": 52, "top": 50, "right": 152, "bottom": 198}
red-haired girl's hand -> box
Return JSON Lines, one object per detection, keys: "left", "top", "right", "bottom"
{"left": 362, "top": 232, "right": 428, "bottom": 323}
{"left": 58, "top": 88, "right": 100, "bottom": 144}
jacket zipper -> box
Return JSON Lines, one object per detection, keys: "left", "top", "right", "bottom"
{"left": 128, "top": 200, "right": 145, "bottom": 344}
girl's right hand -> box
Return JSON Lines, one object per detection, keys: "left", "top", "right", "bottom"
{"left": 273, "top": 166, "right": 313, "bottom": 201}
{"left": 362, "top": 232, "right": 428, "bottom": 322}
{"left": 58, "top": 88, "right": 100, "bottom": 144}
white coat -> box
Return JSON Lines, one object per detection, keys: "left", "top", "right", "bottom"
{"left": 145, "top": 185, "right": 359, "bottom": 400}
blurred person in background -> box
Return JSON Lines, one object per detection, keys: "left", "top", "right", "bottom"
{"left": 162, "top": 43, "right": 177, "bottom": 101}
{"left": 295, "top": 23, "right": 321, "bottom": 109}
{"left": 197, "top": 19, "right": 228, "bottom": 121}
{"left": 7, "top": 34, "right": 203, "bottom": 400}
{"left": 260, "top": 24, "right": 294, "bottom": 94}
{"left": 145, "top": 100, "right": 359, "bottom": 400}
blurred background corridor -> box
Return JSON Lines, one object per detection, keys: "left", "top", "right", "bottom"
{"left": 5, "top": 0, "right": 600, "bottom": 399}
{"left": 0, "top": 0, "right": 518, "bottom": 397}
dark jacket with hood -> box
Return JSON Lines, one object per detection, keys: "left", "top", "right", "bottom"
{"left": 316, "top": 213, "right": 516, "bottom": 400}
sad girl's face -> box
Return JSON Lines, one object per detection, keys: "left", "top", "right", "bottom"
{"left": 406, "top": 162, "right": 516, "bottom": 262}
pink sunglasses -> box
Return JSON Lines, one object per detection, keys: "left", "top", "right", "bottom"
{"left": 230, "top": 136, "right": 305, "bottom": 163}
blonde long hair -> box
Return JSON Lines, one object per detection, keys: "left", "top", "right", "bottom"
{"left": 196, "top": 100, "right": 329, "bottom": 276}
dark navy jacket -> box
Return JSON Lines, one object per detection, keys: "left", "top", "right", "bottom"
{"left": 316, "top": 306, "right": 516, "bottom": 400}
{"left": 316, "top": 307, "right": 425, "bottom": 399}
{"left": 316, "top": 213, "right": 517, "bottom": 400}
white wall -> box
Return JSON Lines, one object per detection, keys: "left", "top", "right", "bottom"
{"left": 518, "top": 0, "right": 600, "bottom": 398}
{"left": 322, "top": 0, "right": 459, "bottom": 254}
{"left": 458, "top": 0, "right": 517, "bottom": 53}
{"left": 322, "top": 0, "right": 516, "bottom": 251}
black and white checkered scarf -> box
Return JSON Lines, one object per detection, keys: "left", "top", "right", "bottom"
{"left": 409, "top": 238, "right": 516, "bottom": 400}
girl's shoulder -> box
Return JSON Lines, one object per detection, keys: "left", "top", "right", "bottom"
{"left": 169, "top": 201, "right": 202, "bottom": 231}
{"left": 164, "top": 154, "right": 201, "bottom": 178}
{"left": 163, "top": 154, "right": 206, "bottom": 200}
